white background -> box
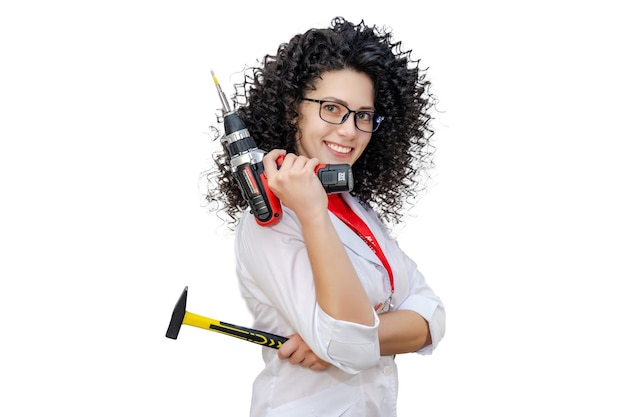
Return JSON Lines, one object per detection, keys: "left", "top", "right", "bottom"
{"left": 1, "top": 1, "right": 624, "bottom": 415}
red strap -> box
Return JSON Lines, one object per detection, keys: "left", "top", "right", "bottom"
{"left": 327, "top": 194, "right": 395, "bottom": 294}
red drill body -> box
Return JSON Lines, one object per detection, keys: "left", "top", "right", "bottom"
{"left": 212, "top": 71, "right": 353, "bottom": 227}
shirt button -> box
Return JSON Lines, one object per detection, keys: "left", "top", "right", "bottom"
{"left": 383, "top": 366, "right": 392, "bottom": 376}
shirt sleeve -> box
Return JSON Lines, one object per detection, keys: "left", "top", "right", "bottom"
{"left": 394, "top": 248, "right": 446, "bottom": 355}
{"left": 235, "top": 208, "right": 380, "bottom": 373}
{"left": 354, "top": 199, "right": 446, "bottom": 355}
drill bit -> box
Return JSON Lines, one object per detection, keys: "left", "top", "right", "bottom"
{"left": 211, "top": 70, "right": 232, "bottom": 114}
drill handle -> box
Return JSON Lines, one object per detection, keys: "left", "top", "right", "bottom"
{"left": 234, "top": 161, "right": 282, "bottom": 227}
{"left": 275, "top": 156, "right": 353, "bottom": 194}
{"left": 242, "top": 156, "right": 353, "bottom": 227}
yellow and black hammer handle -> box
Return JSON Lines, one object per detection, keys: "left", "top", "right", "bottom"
{"left": 165, "top": 286, "right": 288, "bottom": 349}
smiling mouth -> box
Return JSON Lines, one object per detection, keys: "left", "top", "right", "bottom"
{"left": 326, "top": 142, "right": 352, "bottom": 154}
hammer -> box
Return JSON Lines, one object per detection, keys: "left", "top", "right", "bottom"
{"left": 165, "top": 286, "right": 288, "bottom": 349}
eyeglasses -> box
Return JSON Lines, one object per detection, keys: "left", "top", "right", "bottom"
{"left": 301, "top": 98, "right": 384, "bottom": 133}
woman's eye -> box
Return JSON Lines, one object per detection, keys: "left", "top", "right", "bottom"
{"left": 323, "top": 104, "right": 339, "bottom": 113}
{"left": 357, "top": 112, "right": 373, "bottom": 121}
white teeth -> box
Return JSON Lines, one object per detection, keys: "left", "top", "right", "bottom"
{"left": 327, "top": 143, "right": 352, "bottom": 154}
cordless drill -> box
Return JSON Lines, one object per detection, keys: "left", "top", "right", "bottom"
{"left": 212, "top": 71, "right": 353, "bottom": 227}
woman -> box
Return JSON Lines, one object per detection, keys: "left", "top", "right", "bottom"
{"left": 206, "top": 16, "right": 445, "bottom": 417}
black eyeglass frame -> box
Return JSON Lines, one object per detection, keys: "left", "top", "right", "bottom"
{"left": 301, "top": 98, "right": 384, "bottom": 133}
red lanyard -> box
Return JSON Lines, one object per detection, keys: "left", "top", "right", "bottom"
{"left": 327, "top": 194, "right": 395, "bottom": 310}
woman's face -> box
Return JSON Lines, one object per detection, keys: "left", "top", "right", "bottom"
{"left": 295, "top": 69, "right": 374, "bottom": 165}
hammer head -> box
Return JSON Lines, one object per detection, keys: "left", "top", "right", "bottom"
{"left": 165, "top": 286, "right": 188, "bottom": 339}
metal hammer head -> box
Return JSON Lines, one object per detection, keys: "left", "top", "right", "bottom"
{"left": 165, "top": 286, "right": 188, "bottom": 339}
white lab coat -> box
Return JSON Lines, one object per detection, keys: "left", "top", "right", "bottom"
{"left": 235, "top": 192, "right": 445, "bottom": 417}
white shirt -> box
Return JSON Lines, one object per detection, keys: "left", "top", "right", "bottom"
{"left": 235, "top": 193, "right": 446, "bottom": 417}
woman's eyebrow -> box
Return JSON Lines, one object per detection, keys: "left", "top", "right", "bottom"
{"left": 318, "top": 97, "right": 376, "bottom": 111}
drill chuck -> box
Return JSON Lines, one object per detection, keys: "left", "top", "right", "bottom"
{"left": 222, "top": 111, "right": 247, "bottom": 137}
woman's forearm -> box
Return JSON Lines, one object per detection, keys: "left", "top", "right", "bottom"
{"left": 300, "top": 212, "right": 375, "bottom": 326}
{"left": 378, "top": 310, "right": 431, "bottom": 355}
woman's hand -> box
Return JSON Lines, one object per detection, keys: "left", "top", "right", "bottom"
{"left": 263, "top": 149, "right": 328, "bottom": 220}
{"left": 278, "top": 333, "right": 331, "bottom": 372}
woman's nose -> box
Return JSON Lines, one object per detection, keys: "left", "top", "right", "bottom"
{"left": 336, "top": 112, "right": 359, "bottom": 136}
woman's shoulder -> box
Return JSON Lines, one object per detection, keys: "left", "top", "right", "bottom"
{"left": 236, "top": 205, "right": 303, "bottom": 240}
{"left": 343, "top": 193, "right": 395, "bottom": 238}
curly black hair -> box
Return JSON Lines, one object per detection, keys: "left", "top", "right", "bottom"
{"left": 204, "top": 17, "right": 436, "bottom": 228}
